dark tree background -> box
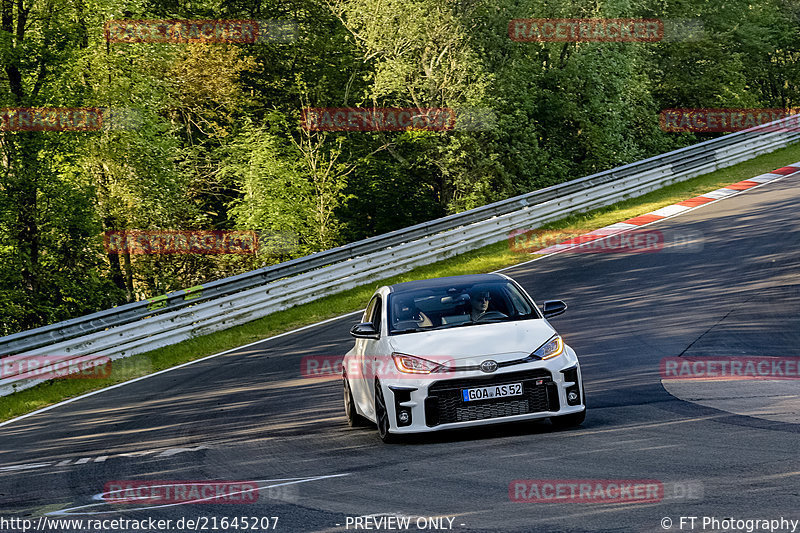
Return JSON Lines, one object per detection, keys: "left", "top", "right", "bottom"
{"left": 1, "top": 0, "right": 798, "bottom": 334}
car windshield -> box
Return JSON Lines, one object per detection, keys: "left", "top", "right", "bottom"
{"left": 388, "top": 280, "right": 539, "bottom": 335}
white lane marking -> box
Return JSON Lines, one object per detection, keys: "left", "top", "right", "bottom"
{"left": 156, "top": 445, "right": 209, "bottom": 457}
{"left": 116, "top": 450, "right": 157, "bottom": 458}
{"left": 650, "top": 204, "right": 691, "bottom": 217}
{"left": 584, "top": 227, "right": 628, "bottom": 236}
{"left": 535, "top": 244, "right": 571, "bottom": 254}
{"left": 48, "top": 473, "right": 351, "bottom": 515}
{"left": 0, "top": 463, "right": 52, "bottom": 472}
{"left": 0, "top": 311, "right": 362, "bottom": 429}
{"left": 3, "top": 166, "right": 799, "bottom": 429}
{"left": 600, "top": 222, "right": 640, "bottom": 231}
{"left": 702, "top": 188, "right": 738, "bottom": 199}
{"left": 748, "top": 174, "right": 781, "bottom": 183}
{"left": 0, "top": 445, "right": 207, "bottom": 473}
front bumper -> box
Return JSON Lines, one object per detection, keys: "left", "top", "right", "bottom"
{"left": 380, "top": 347, "right": 585, "bottom": 434}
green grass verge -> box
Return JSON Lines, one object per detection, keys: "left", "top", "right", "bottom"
{"left": 3, "top": 142, "right": 799, "bottom": 422}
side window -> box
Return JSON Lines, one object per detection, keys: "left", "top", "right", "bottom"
{"left": 370, "top": 296, "right": 383, "bottom": 335}
{"left": 505, "top": 285, "right": 531, "bottom": 316}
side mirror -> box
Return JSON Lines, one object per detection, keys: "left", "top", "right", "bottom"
{"left": 542, "top": 300, "right": 567, "bottom": 318}
{"left": 350, "top": 322, "right": 380, "bottom": 339}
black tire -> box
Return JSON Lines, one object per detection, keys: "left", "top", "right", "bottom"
{"left": 343, "top": 377, "right": 369, "bottom": 427}
{"left": 374, "top": 380, "right": 399, "bottom": 443}
{"left": 550, "top": 409, "right": 586, "bottom": 429}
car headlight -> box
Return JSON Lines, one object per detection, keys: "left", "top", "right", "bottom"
{"left": 532, "top": 335, "right": 564, "bottom": 360}
{"left": 392, "top": 353, "right": 444, "bottom": 374}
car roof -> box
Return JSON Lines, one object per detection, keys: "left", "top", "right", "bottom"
{"left": 387, "top": 273, "right": 507, "bottom": 294}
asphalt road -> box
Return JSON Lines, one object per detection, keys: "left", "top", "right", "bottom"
{"left": 1, "top": 173, "right": 798, "bottom": 533}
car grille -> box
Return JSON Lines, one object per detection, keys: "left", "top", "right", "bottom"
{"left": 424, "top": 369, "right": 559, "bottom": 427}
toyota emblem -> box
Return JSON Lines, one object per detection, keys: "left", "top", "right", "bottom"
{"left": 480, "top": 360, "right": 498, "bottom": 373}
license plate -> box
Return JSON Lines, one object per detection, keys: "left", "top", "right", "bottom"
{"left": 462, "top": 382, "right": 523, "bottom": 402}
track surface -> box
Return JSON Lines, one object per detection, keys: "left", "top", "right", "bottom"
{"left": 1, "top": 174, "right": 799, "bottom": 532}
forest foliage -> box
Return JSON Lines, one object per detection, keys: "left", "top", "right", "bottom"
{"left": 0, "top": 0, "right": 798, "bottom": 334}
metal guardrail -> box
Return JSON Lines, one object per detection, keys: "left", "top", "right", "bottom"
{"left": 1, "top": 116, "right": 799, "bottom": 395}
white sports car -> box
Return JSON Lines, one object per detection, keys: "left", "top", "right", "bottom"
{"left": 342, "top": 273, "right": 585, "bottom": 442}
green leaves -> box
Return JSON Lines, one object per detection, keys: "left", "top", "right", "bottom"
{"left": 1, "top": 0, "right": 796, "bottom": 334}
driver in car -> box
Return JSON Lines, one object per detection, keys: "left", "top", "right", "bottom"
{"left": 468, "top": 287, "right": 507, "bottom": 322}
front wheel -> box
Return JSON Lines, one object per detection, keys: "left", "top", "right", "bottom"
{"left": 343, "top": 377, "right": 369, "bottom": 427}
{"left": 374, "top": 381, "right": 399, "bottom": 443}
{"left": 550, "top": 409, "right": 586, "bottom": 429}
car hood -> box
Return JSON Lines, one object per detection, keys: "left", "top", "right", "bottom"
{"left": 387, "top": 319, "right": 557, "bottom": 363}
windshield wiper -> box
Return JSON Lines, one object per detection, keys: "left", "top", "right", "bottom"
{"left": 391, "top": 327, "right": 423, "bottom": 335}
{"left": 505, "top": 315, "right": 539, "bottom": 322}
{"left": 429, "top": 322, "right": 475, "bottom": 331}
